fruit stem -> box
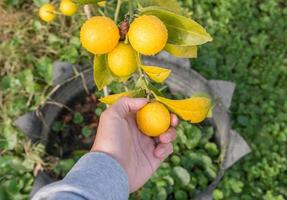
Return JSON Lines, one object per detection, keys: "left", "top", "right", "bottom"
{"left": 128, "top": 0, "right": 134, "bottom": 22}
{"left": 136, "top": 52, "right": 150, "bottom": 93}
{"left": 83, "top": 5, "right": 92, "bottom": 19}
{"left": 114, "top": 0, "right": 122, "bottom": 24}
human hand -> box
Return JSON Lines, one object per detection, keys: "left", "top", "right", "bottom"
{"left": 91, "top": 97, "right": 178, "bottom": 193}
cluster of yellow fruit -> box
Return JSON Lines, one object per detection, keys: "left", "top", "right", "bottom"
{"left": 80, "top": 15, "right": 168, "bottom": 77}
{"left": 39, "top": 0, "right": 77, "bottom": 23}
{"left": 80, "top": 15, "right": 174, "bottom": 136}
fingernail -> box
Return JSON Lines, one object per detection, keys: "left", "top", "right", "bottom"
{"left": 156, "top": 148, "right": 165, "bottom": 158}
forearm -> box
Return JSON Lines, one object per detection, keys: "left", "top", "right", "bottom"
{"left": 32, "top": 152, "right": 129, "bottom": 200}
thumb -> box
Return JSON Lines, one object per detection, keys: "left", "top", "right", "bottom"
{"left": 110, "top": 97, "right": 147, "bottom": 117}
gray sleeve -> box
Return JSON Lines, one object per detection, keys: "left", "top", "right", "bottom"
{"left": 32, "top": 152, "right": 129, "bottom": 200}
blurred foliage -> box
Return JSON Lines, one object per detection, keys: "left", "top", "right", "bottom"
{"left": 0, "top": 0, "right": 287, "bottom": 199}
{"left": 180, "top": 0, "right": 287, "bottom": 199}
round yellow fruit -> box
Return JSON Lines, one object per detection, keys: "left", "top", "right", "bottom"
{"left": 128, "top": 15, "right": 168, "bottom": 55}
{"left": 108, "top": 42, "right": 137, "bottom": 77}
{"left": 39, "top": 4, "right": 56, "bottom": 23}
{"left": 80, "top": 16, "right": 120, "bottom": 54}
{"left": 59, "top": 0, "right": 77, "bottom": 16}
{"left": 136, "top": 102, "right": 170, "bottom": 137}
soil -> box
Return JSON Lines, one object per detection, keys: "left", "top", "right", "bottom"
{"left": 46, "top": 94, "right": 102, "bottom": 158}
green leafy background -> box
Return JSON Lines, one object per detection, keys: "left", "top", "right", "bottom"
{"left": 0, "top": 0, "right": 287, "bottom": 199}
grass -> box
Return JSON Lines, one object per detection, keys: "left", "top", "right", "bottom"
{"left": 1, "top": 0, "right": 287, "bottom": 199}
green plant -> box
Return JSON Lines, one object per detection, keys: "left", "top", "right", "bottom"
{"left": 182, "top": 0, "right": 287, "bottom": 198}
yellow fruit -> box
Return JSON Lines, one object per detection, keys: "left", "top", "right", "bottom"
{"left": 59, "top": 0, "right": 77, "bottom": 16}
{"left": 108, "top": 42, "right": 137, "bottom": 77}
{"left": 80, "top": 16, "right": 120, "bottom": 54}
{"left": 128, "top": 15, "right": 168, "bottom": 55}
{"left": 136, "top": 102, "right": 170, "bottom": 137}
{"left": 39, "top": 4, "right": 56, "bottom": 23}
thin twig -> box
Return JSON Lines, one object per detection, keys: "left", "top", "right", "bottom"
{"left": 83, "top": 5, "right": 92, "bottom": 19}
{"left": 114, "top": 0, "right": 122, "bottom": 24}
{"left": 103, "top": 87, "right": 109, "bottom": 97}
{"left": 128, "top": 0, "right": 134, "bottom": 22}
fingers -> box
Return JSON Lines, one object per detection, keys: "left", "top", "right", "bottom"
{"left": 110, "top": 97, "right": 147, "bottom": 117}
{"left": 157, "top": 114, "right": 177, "bottom": 143}
{"left": 170, "top": 113, "right": 178, "bottom": 127}
{"left": 154, "top": 143, "right": 173, "bottom": 161}
{"left": 159, "top": 127, "right": 177, "bottom": 143}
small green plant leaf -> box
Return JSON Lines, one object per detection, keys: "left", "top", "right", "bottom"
{"left": 93, "top": 54, "right": 114, "bottom": 90}
{"left": 52, "top": 121, "right": 63, "bottom": 133}
{"left": 73, "top": 112, "right": 84, "bottom": 124}
{"left": 164, "top": 43, "right": 197, "bottom": 58}
{"left": 175, "top": 190, "right": 188, "bottom": 200}
{"left": 36, "top": 56, "right": 53, "bottom": 85}
{"left": 173, "top": 166, "right": 190, "bottom": 186}
{"left": 1, "top": 75, "right": 11, "bottom": 90}
{"left": 95, "top": 108, "right": 103, "bottom": 117}
{"left": 213, "top": 189, "right": 224, "bottom": 200}
{"left": 54, "top": 159, "right": 75, "bottom": 176}
{"left": 204, "top": 142, "right": 219, "bottom": 156}
{"left": 81, "top": 126, "right": 92, "bottom": 137}
{"left": 139, "top": 6, "right": 213, "bottom": 46}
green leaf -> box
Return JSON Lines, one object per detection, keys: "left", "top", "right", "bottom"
{"left": 94, "top": 108, "right": 103, "bottom": 117}
{"left": 139, "top": 188, "right": 152, "bottom": 200}
{"left": 147, "top": 82, "right": 164, "bottom": 96}
{"left": 73, "top": 112, "right": 84, "bottom": 124}
{"left": 36, "top": 57, "right": 52, "bottom": 84}
{"left": 81, "top": 126, "right": 92, "bottom": 137}
{"left": 4, "top": 180, "right": 20, "bottom": 195}
{"left": 93, "top": 55, "right": 114, "bottom": 90}
{"left": 173, "top": 166, "right": 190, "bottom": 186}
{"left": 139, "top": 6, "right": 213, "bottom": 46}
{"left": 213, "top": 189, "right": 224, "bottom": 200}
{"left": 156, "top": 187, "right": 167, "bottom": 200}
{"left": 72, "top": 0, "right": 100, "bottom": 5}
{"left": 1, "top": 75, "right": 11, "bottom": 90}
{"left": 17, "top": 69, "right": 34, "bottom": 93}
{"left": 185, "top": 125, "right": 202, "bottom": 149}
{"left": 52, "top": 121, "right": 63, "bottom": 133}
{"left": 135, "top": 0, "right": 183, "bottom": 15}
{"left": 54, "top": 159, "right": 75, "bottom": 176}
{"left": 164, "top": 43, "right": 197, "bottom": 58}
{"left": 22, "top": 158, "right": 36, "bottom": 170}
{"left": 175, "top": 190, "right": 188, "bottom": 200}
{"left": 3, "top": 126, "right": 18, "bottom": 150}
{"left": 204, "top": 142, "right": 219, "bottom": 156}
{"left": 33, "top": 0, "right": 49, "bottom": 6}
